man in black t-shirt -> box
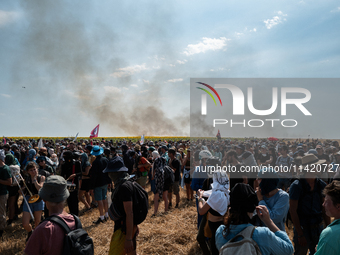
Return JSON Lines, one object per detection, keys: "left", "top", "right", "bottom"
{"left": 60, "top": 151, "right": 82, "bottom": 216}
{"left": 104, "top": 156, "right": 139, "bottom": 255}
{"left": 36, "top": 156, "right": 54, "bottom": 176}
{"left": 168, "top": 149, "right": 180, "bottom": 208}
{"left": 226, "top": 149, "right": 247, "bottom": 189}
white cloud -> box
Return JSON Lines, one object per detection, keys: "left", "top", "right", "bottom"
{"left": 139, "top": 90, "right": 149, "bottom": 93}
{"left": 1, "top": 93, "right": 11, "bottom": 98}
{"left": 166, "top": 78, "right": 183, "bottom": 83}
{"left": 123, "top": 87, "right": 129, "bottom": 90}
{"left": 142, "top": 79, "right": 150, "bottom": 84}
{"left": 130, "top": 84, "right": 138, "bottom": 87}
{"left": 103, "top": 86, "right": 121, "bottom": 93}
{"left": 149, "top": 55, "right": 165, "bottom": 61}
{"left": 264, "top": 11, "right": 287, "bottom": 29}
{"left": 210, "top": 68, "right": 230, "bottom": 72}
{"left": 331, "top": 7, "right": 340, "bottom": 13}
{"left": 253, "top": 28, "right": 257, "bottom": 32}
{"left": 0, "top": 10, "right": 21, "bottom": 27}
{"left": 176, "top": 59, "right": 187, "bottom": 64}
{"left": 111, "top": 63, "right": 148, "bottom": 78}
{"left": 183, "top": 37, "right": 228, "bottom": 56}
{"left": 169, "top": 64, "right": 176, "bottom": 67}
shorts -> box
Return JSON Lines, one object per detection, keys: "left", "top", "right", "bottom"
{"left": 136, "top": 176, "right": 148, "bottom": 187}
{"left": 109, "top": 228, "right": 137, "bottom": 255}
{"left": 163, "top": 179, "right": 171, "bottom": 192}
{"left": 94, "top": 185, "right": 108, "bottom": 201}
{"left": 8, "top": 185, "right": 19, "bottom": 197}
{"left": 80, "top": 178, "right": 91, "bottom": 192}
{"left": 184, "top": 177, "right": 192, "bottom": 184}
{"left": 169, "top": 181, "right": 180, "bottom": 195}
{"left": 23, "top": 196, "right": 44, "bottom": 212}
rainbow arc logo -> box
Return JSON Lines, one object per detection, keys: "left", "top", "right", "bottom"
{"left": 196, "top": 82, "right": 222, "bottom": 106}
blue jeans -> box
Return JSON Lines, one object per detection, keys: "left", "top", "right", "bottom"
{"left": 293, "top": 223, "right": 323, "bottom": 255}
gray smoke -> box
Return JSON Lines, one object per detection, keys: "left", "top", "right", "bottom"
{"left": 12, "top": 0, "right": 189, "bottom": 136}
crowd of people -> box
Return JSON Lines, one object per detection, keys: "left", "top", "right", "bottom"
{"left": 0, "top": 137, "right": 340, "bottom": 254}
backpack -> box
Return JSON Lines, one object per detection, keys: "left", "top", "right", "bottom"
{"left": 129, "top": 179, "right": 149, "bottom": 225}
{"left": 43, "top": 214, "right": 94, "bottom": 255}
{"left": 164, "top": 165, "right": 175, "bottom": 184}
{"left": 219, "top": 226, "right": 262, "bottom": 255}
{"left": 109, "top": 179, "right": 149, "bottom": 225}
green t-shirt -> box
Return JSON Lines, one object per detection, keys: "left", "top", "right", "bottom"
{"left": 315, "top": 219, "right": 340, "bottom": 255}
{"left": 0, "top": 165, "right": 11, "bottom": 195}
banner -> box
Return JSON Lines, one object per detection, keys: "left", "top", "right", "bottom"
{"left": 38, "top": 138, "right": 43, "bottom": 149}
{"left": 90, "top": 124, "right": 100, "bottom": 138}
{"left": 73, "top": 132, "right": 79, "bottom": 142}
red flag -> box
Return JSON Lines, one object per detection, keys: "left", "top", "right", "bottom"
{"left": 90, "top": 124, "right": 100, "bottom": 138}
{"left": 3, "top": 137, "right": 6, "bottom": 144}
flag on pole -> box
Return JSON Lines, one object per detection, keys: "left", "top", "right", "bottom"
{"left": 3, "top": 137, "right": 6, "bottom": 144}
{"left": 140, "top": 134, "right": 144, "bottom": 145}
{"left": 38, "top": 138, "right": 43, "bottom": 149}
{"left": 73, "top": 132, "right": 79, "bottom": 142}
{"left": 90, "top": 124, "right": 100, "bottom": 138}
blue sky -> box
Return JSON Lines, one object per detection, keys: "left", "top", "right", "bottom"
{"left": 0, "top": 0, "right": 339, "bottom": 137}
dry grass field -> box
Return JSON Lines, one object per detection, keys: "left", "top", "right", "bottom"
{"left": 1, "top": 186, "right": 295, "bottom": 255}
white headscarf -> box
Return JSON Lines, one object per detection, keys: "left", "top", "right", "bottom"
{"left": 207, "top": 171, "right": 230, "bottom": 216}
{"left": 152, "top": 150, "right": 160, "bottom": 160}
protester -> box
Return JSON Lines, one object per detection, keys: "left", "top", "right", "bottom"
{"left": 131, "top": 151, "right": 151, "bottom": 189}
{"left": 5, "top": 153, "right": 20, "bottom": 225}
{"left": 236, "top": 144, "right": 257, "bottom": 188}
{"left": 315, "top": 181, "right": 340, "bottom": 254}
{"left": 0, "top": 149, "right": 12, "bottom": 238}
{"left": 60, "top": 150, "right": 81, "bottom": 216}
{"left": 276, "top": 145, "right": 294, "bottom": 191}
{"left": 78, "top": 152, "right": 92, "bottom": 212}
{"left": 151, "top": 150, "right": 169, "bottom": 216}
{"left": 197, "top": 170, "right": 230, "bottom": 255}
{"left": 289, "top": 154, "right": 330, "bottom": 255}
{"left": 182, "top": 149, "right": 194, "bottom": 201}
{"left": 215, "top": 183, "right": 294, "bottom": 255}
{"left": 22, "top": 162, "right": 45, "bottom": 242}
{"left": 225, "top": 149, "right": 247, "bottom": 189}
{"left": 24, "top": 175, "right": 78, "bottom": 255}
{"left": 90, "top": 145, "right": 111, "bottom": 224}
{"left": 168, "top": 148, "right": 181, "bottom": 209}
{"left": 36, "top": 156, "right": 54, "bottom": 176}
{"left": 256, "top": 168, "right": 289, "bottom": 231}
{"left": 104, "top": 156, "right": 139, "bottom": 255}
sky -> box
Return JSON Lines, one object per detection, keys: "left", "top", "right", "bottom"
{"left": 0, "top": 0, "right": 339, "bottom": 137}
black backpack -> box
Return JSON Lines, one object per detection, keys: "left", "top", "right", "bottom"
{"left": 109, "top": 179, "right": 149, "bottom": 225}
{"left": 43, "top": 214, "right": 94, "bottom": 255}
{"left": 164, "top": 165, "right": 175, "bottom": 184}
{"left": 159, "top": 157, "right": 174, "bottom": 184}
{"left": 129, "top": 179, "right": 149, "bottom": 225}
